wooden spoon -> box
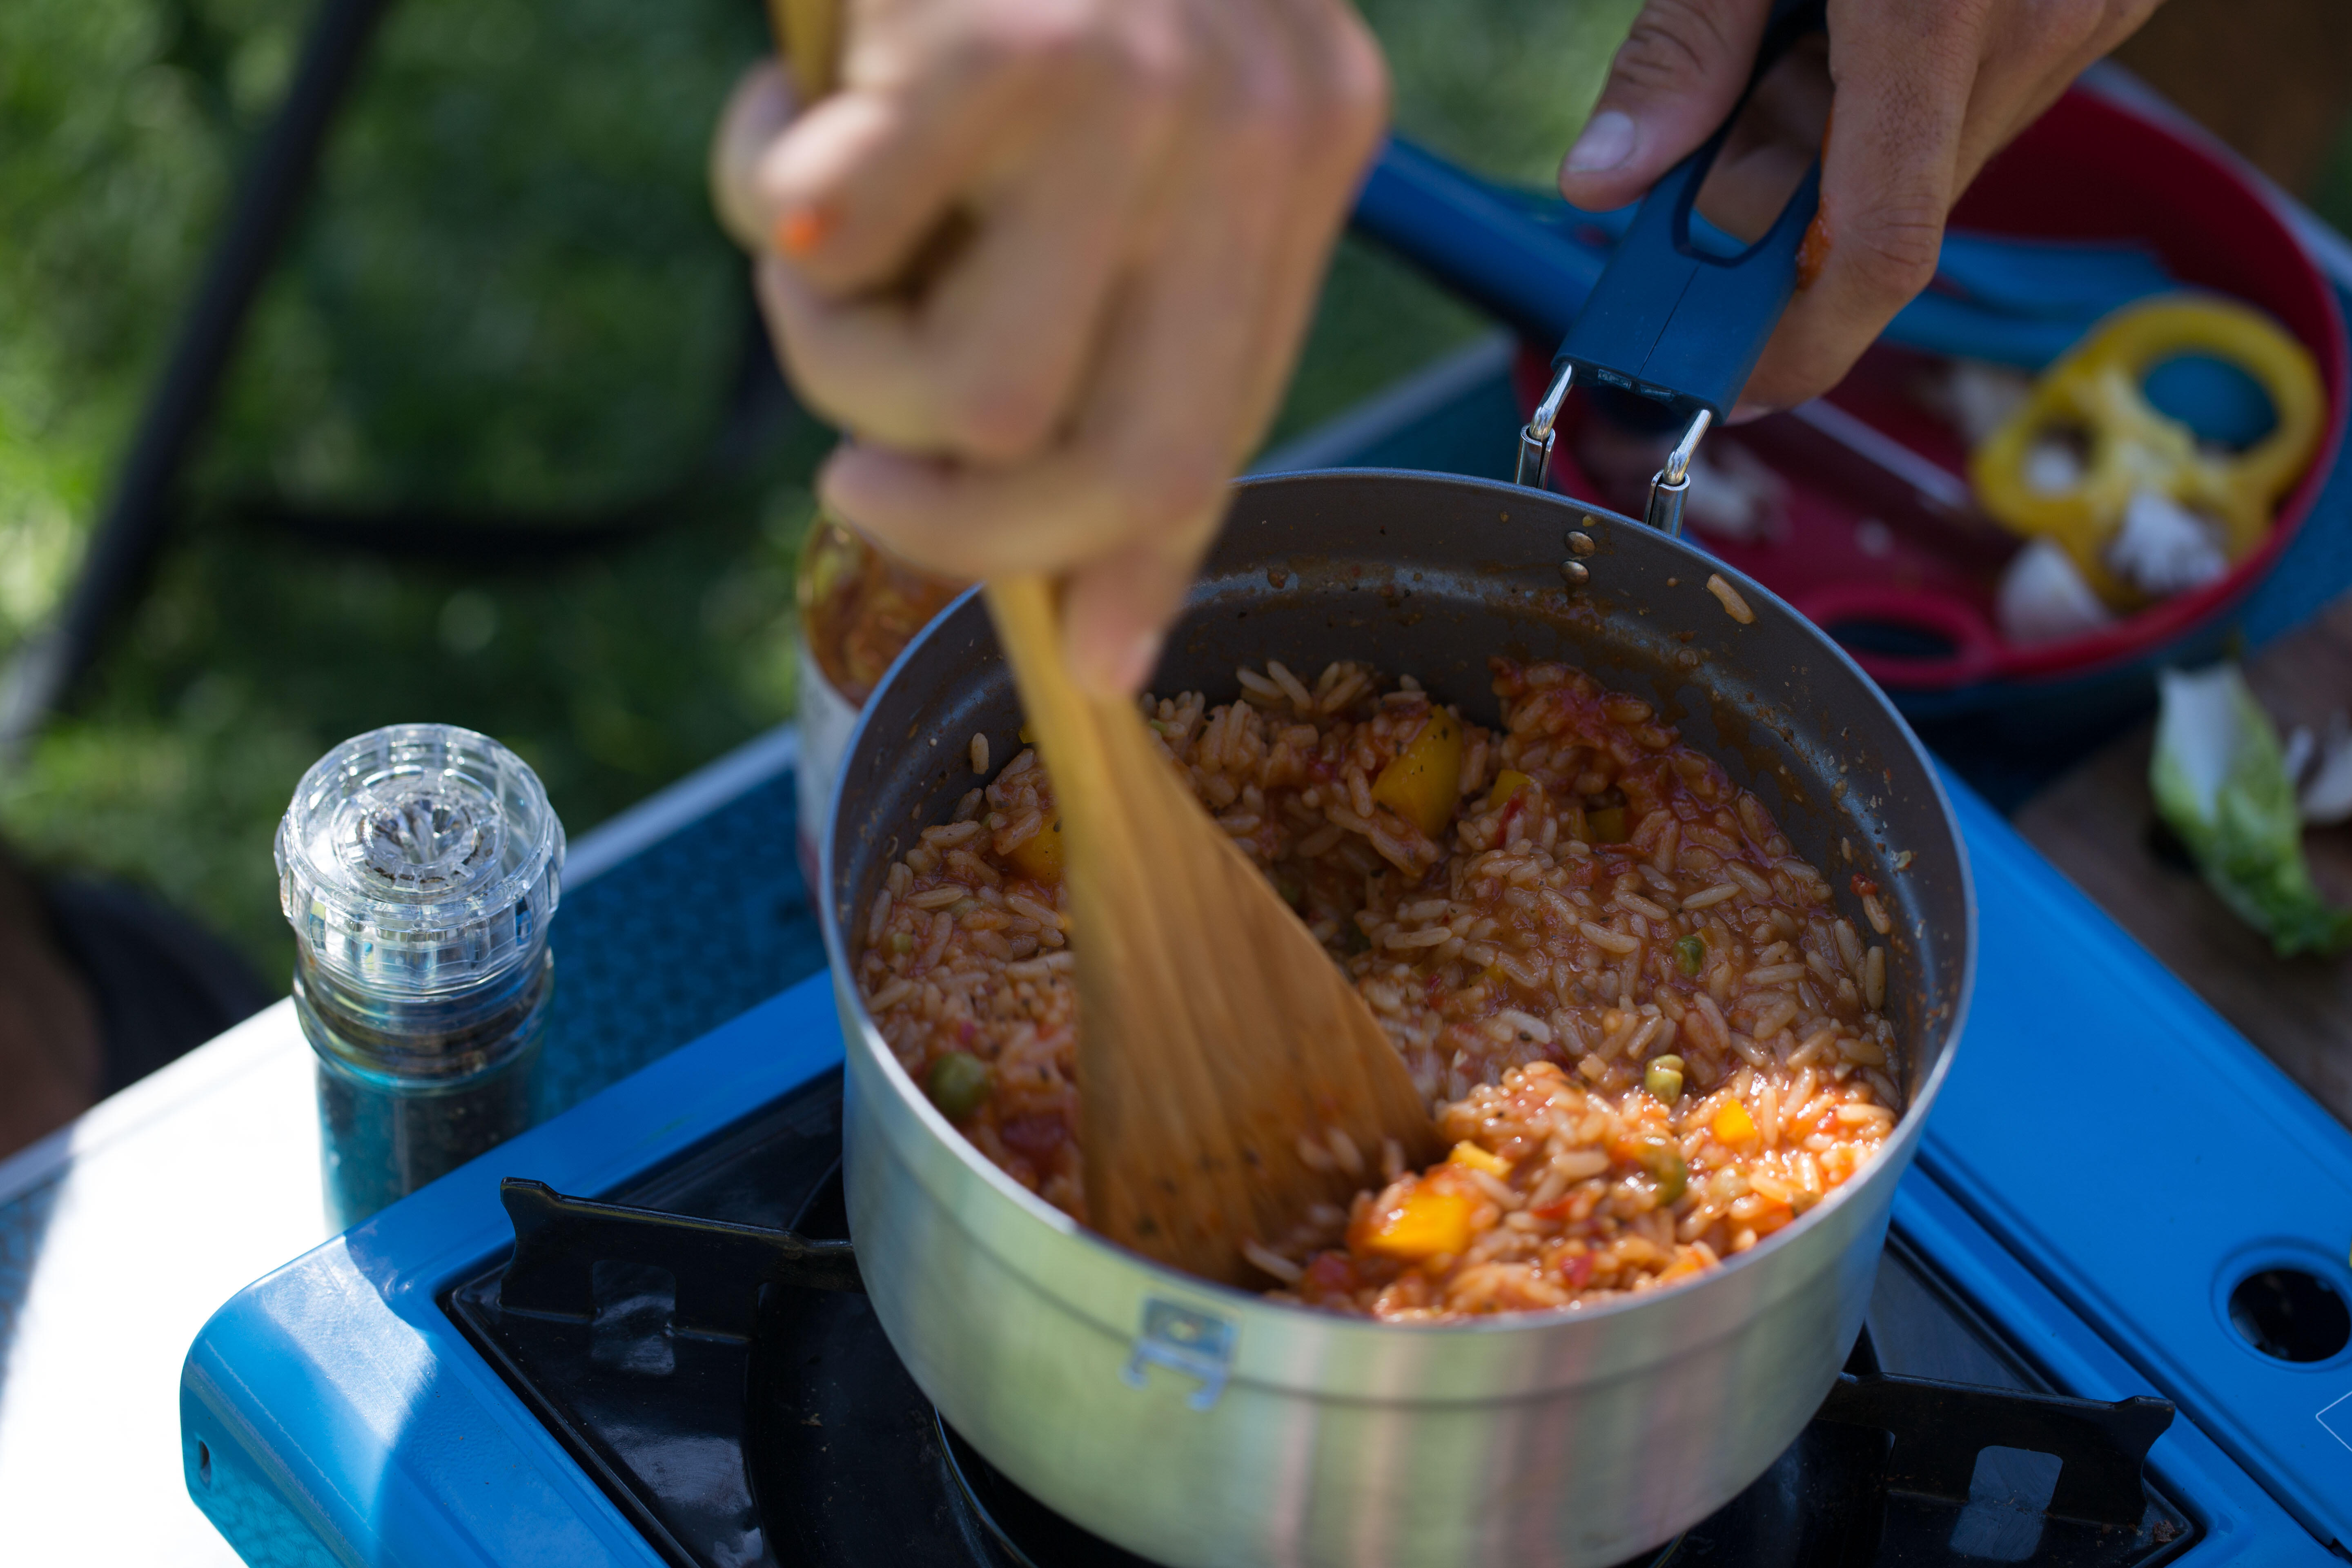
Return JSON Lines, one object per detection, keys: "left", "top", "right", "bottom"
{"left": 985, "top": 580, "right": 1441, "bottom": 1283}
{"left": 765, "top": 1, "right": 1439, "bottom": 1285}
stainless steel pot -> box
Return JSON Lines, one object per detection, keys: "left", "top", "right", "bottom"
{"left": 817, "top": 468, "right": 1974, "bottom": 1567}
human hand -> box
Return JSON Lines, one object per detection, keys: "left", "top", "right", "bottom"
{"left": 1556, "top": 0, "right": 2162, "bottom": 416}
{"left": 711, "top": 0, "right": 1388, "bottom": 695}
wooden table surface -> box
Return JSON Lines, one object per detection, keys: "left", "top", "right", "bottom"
{"left": 2015, "top": 596, "right": 2352, "bottom": 1125}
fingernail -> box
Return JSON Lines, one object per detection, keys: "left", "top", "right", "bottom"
{"left": 773, "top": 203, "right": 836, "bottom": 258}
{"left": 1564, "top": 110, "right": 1637, "bottom": 176}
{"left": 1726, "top": 401, "right": 1775, "bottom": 425}
{"left": 1083, "top": 627, "right": 1163, "bottom": 699}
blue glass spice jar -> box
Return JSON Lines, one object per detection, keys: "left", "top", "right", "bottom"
{"left": 276, "top": 724, "right": 564, "bottom": 1229}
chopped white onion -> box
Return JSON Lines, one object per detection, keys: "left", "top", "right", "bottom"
{"left": 1683, "top": 444, "right": 1785, "bottom": 542}
{"left": 2022, "top": 439, "right": 2085, "bottom": 495}
{"left": 2299, "top": 712, "right": 2352, "bottom": 825}
{"left": 2106, "top": 488, "right": 2228, "bottom": 598}
{"left": 1997, "top": 539, "right": 2115, "bottom": 647}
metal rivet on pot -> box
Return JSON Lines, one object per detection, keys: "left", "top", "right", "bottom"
{"left": 1560, "top": 560, "right": 1590, "bottom": 587}
{"left": 1568, "top": 531, "right": 1596, "bottom": 557}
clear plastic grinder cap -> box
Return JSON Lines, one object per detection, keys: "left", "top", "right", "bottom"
{"left": 276, "top": 724, "right": 564, "bottom": 996}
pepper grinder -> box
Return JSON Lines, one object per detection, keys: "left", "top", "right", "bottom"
{"left": 276, "top": 724, "right": 564, "bottom": 1228}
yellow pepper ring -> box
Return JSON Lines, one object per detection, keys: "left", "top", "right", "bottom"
{"left": 1971, "top": 295, "right": 2325, "bottom": 607}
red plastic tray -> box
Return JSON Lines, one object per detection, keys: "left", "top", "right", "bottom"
{"left": 1519, "top": 87, "right": 2348, "bottom": 692}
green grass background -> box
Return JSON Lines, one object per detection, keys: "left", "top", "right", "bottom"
{"left": 3, "top": 0, "right": 2347, "bottom": 985}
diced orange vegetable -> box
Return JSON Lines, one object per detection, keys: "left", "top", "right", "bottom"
{"left": 1004, "top": 818, "right": 1064, "bottom": 883}
{"left": 1448, "top": 1141, "right": 1511, "bottom": 1178}
{"left": 1485, "top": 768, "right": 1535, "bottom": 812}
{"left": 1370, "top": 710, "right": 1464, "bottom": 837}
{"left": 1713, "top": 1100, "right": 1758, "bottom": 1144}
{"left": 1587, "top": 804, "right": 1628, "bottom": 844}
{"left": 1361, "top": 1185, "right": 1474, "bottom": 1261}
{"left": 1655, "top": 1251, "right": 1707, "bottom": 1286}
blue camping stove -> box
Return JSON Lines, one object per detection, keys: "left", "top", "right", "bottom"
{"left": 179, "top": 778, "right": 2352, "bottom": 1566}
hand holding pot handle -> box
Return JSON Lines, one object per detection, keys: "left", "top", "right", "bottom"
{"left": 1557, "top": 0, "right": 2164, "bottom": 419}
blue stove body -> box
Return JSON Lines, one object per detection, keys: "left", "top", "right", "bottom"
{"left": 179, "top": 775, "right": 2352, "bottom": 1566}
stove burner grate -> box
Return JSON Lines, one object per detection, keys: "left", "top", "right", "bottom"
{"left": 441, "top": 1076, "right": 2194, "bottom": 1568}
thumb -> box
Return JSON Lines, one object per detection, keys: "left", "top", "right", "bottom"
{"left": 1557, "top": 0, "right": 1772, "bottom": 212}
{"left": 710, "top": 60, "right": 797, "bottom": 253}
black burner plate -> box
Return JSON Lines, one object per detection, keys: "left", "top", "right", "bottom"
{"left": 444, "top": 1073, "right": 2196, "bottom": 1568}
{"left": 446, "top": 1073, "right": 848, "bottom": 1566}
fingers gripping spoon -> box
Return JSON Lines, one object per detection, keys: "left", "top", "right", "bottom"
{"left": 765, "top": 0, "right": 1441, "bottom": 1286}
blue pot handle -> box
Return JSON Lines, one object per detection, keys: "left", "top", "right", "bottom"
{"left": 1530, "top": 0, "right": 1828, "bottom": 521}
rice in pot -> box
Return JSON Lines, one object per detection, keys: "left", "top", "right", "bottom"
{"left": 853, "top": 658, "right": 1901, "bottom": 1321}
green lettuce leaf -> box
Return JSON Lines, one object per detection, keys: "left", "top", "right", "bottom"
{"left": 2151, "top": 664, "right": 2352, "bottom": 958}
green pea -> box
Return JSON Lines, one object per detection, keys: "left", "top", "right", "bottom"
{"left": 1644, "top": 1055, "right": 1685, "bottom": 1104}
{"left": 1675, "top": 934, "right": 1706, "bottom": 976}
{"left": 1638, "top": 1137, "right": 1688, "bottom": 1206}
{"left": 925, "top": 1051, "right": 993, "bottom": 1120}
{"left": 1650, "top": 1151, "right": 1688, "bottom": 1207}
{"left": 889, "top": 932, "right": 914, "bottom": 954}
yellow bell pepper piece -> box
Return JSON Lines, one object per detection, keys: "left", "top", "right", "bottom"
{"left": 1362, "top": 1184, "right": 1474, "bottom": 1261}
{"left": 1448, "top": 1141, "right": 1512, "bottom": 1178}
{"left": 1971, "top": 295, "right": 2324, "bottom": 606}
{"left": 1370, "top": 709, "right": 1465, "bottom": 838}
{"left": 1713, "top": 1099, "right": 1758, "bottom": 1145}
{"left": 1004, "top": 818, "right": 1063, "bottom": 884}
{"left": 1485, "top": 768, "right": 1536, "bottom": 812}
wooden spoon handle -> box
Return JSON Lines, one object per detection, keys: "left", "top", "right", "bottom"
{"left": 768, "top": 0, "right": 843, "bottom": 102}
{"left": 766, "top": 2, "right": 1082, "bottom": 767}
{"left": 983, "top": 576, "right": 1142, "bottom": 910}
{"left": 983, "top": 576, "right": 1096, "bottom": 780}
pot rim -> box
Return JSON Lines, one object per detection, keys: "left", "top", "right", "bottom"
{"left": 817, "top": 467, "right": 1978, "bottom": 1342}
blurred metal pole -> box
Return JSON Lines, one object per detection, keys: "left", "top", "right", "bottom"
{"left": 0, "top": 0, "right": 395, "bottom": 762}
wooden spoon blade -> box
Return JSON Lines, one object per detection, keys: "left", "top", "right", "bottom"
{"left": 1072, "top": 716, "right": 1441, "bottom": 1282}
{"left": 984, "top": 577, "right": 1439, "bottom": 1284}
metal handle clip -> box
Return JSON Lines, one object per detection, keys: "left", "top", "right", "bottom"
{"left": 1644, "top": 408, "right": 1713, "bottom": 537}
{"left": 1120, "top": 1298, "right": 1236, "bottom": 1411}
{"left": 1516, "top": 363, "right": 1575, "bottom": 490}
